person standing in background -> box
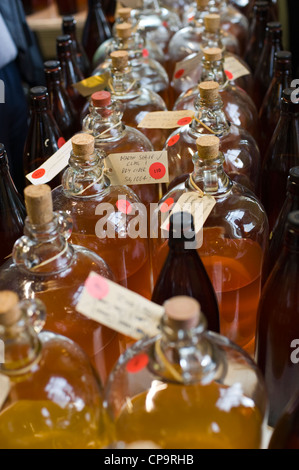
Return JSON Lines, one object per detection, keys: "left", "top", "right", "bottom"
{"left": 0, "top": 0, "right": 45, "bottom": 195}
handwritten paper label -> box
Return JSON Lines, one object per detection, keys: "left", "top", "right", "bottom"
{"left": 73, "top": 73, "right": 110, "bottom": 97}
{"left": 26, "top": 139, "right": 73, "bottom": 185}
{"left": 105, "top": 151, "right": 169, "bottom": 185}
{"left": 223, "top": 56, "right": 250, "bottom": 81}
{"left": 0, "top": 374, "right": 10, "bottom": 411}
{"left": 137, "top": 111, "right": 195, "bottom": 129}
{"left": 161, "top": 192, "right": 216, "bottom": 248}
{"left": 173, "top": 52, "right": 202, "bottom": 80}
{"left": 76, "top": 272, "right": 164, "bottom": 340}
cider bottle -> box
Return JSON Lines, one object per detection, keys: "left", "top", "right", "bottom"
{"left": 255, "top": 211, "right": 299, "bottom": 427}
{"left": 56, "top": 0, "right": 78, "bottom": 15}
{"left": 151, "top": 135, "right": 269, "bottom": 353}
{"left": 102, "top": 0, "right": 116, "bottom": 28}
{"left": 152, "top": 211, "right": 220, "bottom": 333}
{"left": 23, "top": 86, "right": 65, "bottom": 190}
{"left": 259, "top": 51, "right": 292, "bottom": 158}
{"left": 52, "top": 133, "right": 153, "bottom": 299}
{"left": 0, "top": 291, "right": 107, "bottom": 449}
{"left": 0, "top": 184, "right": 120, "bottom": 385}
{"left": 82, "top": 0, "right": 111, "bottom": 65}
{"left": 62, "top": 15, "right": 91, "bottom": 77}
{"left": 0, "top": 144, "right": 26, "bottom": 266}
{"left": 105, "top": 296, "right": 268, "bottom": 449}
{"left": 261, "top": 88, "right": 299, "bottom": 232}
{"left": 244, "top": 1, "right": 270, "bottom": 73}
{"left": 269, "top": 391, "right": 299, "bottom": 449}
{"left": 165, "top": 80, "right": 261, "bottom": 194}
{"left": 82, "top": 90, "right": 160, "bottom": 206}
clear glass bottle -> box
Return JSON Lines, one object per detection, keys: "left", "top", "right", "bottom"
{"left": 151, "top": 135, "right": 269, "bottom": 353}
{"left": 0, "top": 184, "right": 120, "bottom": 385}
{"left": 83, "top": 90, "right": 161, "bottom": 206}
{"left": 0, "top": 291, "right": 107, "bottom": 449}
{"left": 261, "top": 88, "right": 299, "bottom": 232}
{"left": 165, "top": 80, "right": 261, "bottom": 194}
{"left": 244, "top": 1, "right": 270, "bottom": 73}
{"left": 92, "top": 23, "right": 170, "bottom": 107}
{"left": 104, "top": 296, "right": 268, "bottom": 449}
{"left": 44, "top": 60, "right": 79, "bottom": 140}
{"left": 252, "top": 21, "right": 283, "bottom": 110}
{"left": 62, "top": 15, "right": 91, "bottom": 77}
{"left": 82, "top": 0, "right": 112, "bottom": 66}
{"left": 23, "top": 86, "right": 66, "bottom": 190}
{"left": 173, "top": 47, "right": 260, "bottom": 143}
{"left": 52, "top": 133, "right": 153, "bottom": 300}
{"left": 269, "top": 391, "right": 299, "bottom": 449}
{"left": 259, "top": 51, "right": 292, "bottom": 158}
{"left": 152, "top": 211, "right": 220, "bottom": 333}
{"left": 255, "top": 211, "right": 299, "bottom": 427}
{"left": 0, "top": 144, "right": 26, "bottom": 266}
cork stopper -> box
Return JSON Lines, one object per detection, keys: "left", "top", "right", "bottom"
{"left": 24, "top": 185, "right": 53, "bottom": 226}
{"left": 203, "top": 47, "right": 223, "bottom": 62}
{"left": 117, "top": 8, "right": 132, "bottom": 20}
{"left": 92, "top": 90, "right": 111, "bottom": 107}
{"left": 196, "top": 135, "right": 220, "bottom": 159}
{"left": 110, "top": 50, "right": 129, "bottom": 70}
{"left": 116, "top": 22, "right": 132, "bottom": 39}
{"left": 197, "top": 0, "right": 210, "bottom": 7}
{"left": 71, "top": 133, "right": 95, "bottom": 157}
{"left": 204, "top": 14, "right": 221, "bottom": 33}
{"left": 164, "top": 296, "right": 201, "bottom": 330}
{"left": 199, "top": 81, "right": 219, "bottom": 101}
{"left": 0, "top": 291, "right": 21, "bottom": 327}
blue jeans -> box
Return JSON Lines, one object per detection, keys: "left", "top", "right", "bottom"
{"left": 0, "top": 60, "right": 28, "bottom": 195}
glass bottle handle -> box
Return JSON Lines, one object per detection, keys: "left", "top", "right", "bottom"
{"left": 55, "top": 211, "right": 73, "bottom": 241}
{"left": 19, "top": 298, "right": 47, "bottom": 334}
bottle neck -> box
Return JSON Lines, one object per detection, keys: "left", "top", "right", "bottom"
{"left": 201, "top": 58, "right": 227, "bottom": 86}
{"left": 30, "top": 95, "right": 51, "bottom": 113}
{"left": 283, "top": 229, "right": 299, "bottom": 254}
{"left": 190, "top": 152, "right": 233, "bottom": 196}
{"left": 192, "top": 96, "right": 230, "bottom": 136}
{"left": 87, "top": 102, "right": 125, "bottom": 140}
{"left": 141, "top": 0, "right": 161, "bottom": 10}
{"left": 201, "top": 31, "right": 224, "bottom": 52}
{"left": 0, "top": 153, "right": 23, "bottom": 199}
{"left": 109, "top": 66, "right": 137, "bottom": 95}
{"left": 114, "top": 33, "right": 146, "bottom": 60}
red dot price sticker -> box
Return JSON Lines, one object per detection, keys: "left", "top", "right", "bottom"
{"left": 223, "top": 56, "right": 250, "bottom": 81}
{"left": 126, "top": 354, "right": 149, "bottom": 374}
{"left": 105, "top": 151, "right": 169, "bottom": 186}
{"left": 173, "top": 52, "right": 202, "bottom": 81}
{"left": 26, "top": 138, "right": 73, "bottom": 185}
{"left": 138, "top": 110, "right": 194, "bottom": 129}
{"left": 76, "top": 272, "right": 164, "bottom": 340}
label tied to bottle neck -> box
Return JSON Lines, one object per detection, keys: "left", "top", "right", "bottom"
{"left": 223, "top": 56, "right": 250, "bottom": 81}
{"left": 137, "top": 111, "right": 195, "bottom": 129}
{"left": 26, "top": 138, "right": 73, "bottom": 185}
{"left": 105, "top": 151, "right": 169, "bottom": 185}
{"left": 73, "top": 73, "right": 110, "bottom": 97}
{"left": 0, "top": 374, "right": 11, "bottom": 411}
{"left": 76, "top": 272, "right": 164, "bottom": 340}
{"left": 173, "top": 52, "right": 203, "bottom": 81}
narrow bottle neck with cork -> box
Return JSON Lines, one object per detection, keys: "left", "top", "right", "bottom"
{"left": 109, "top": 51, "right": 137, "bottom": 96}
{"left": 13, "top": 185, "right": 74, "bottom": 274}
{"left": 113, "top": 22, "right": 145, "bottom": 60}
{"left": 192, "top": 80, "right": 230, "bottom": 136}
{"left": 193, "top": 0, "right": 210, "bottom": 24}
{"left": 201, "top": 14, "right": 224, "bottom": 52}
{"left": 189, "top": 135, "right": 232, "bottom": 196}
{"left": 200, "top": 47, "right": 227, "bottom": 86}
{"left": 86, "top": 91, "right": 125, "bottom": 141}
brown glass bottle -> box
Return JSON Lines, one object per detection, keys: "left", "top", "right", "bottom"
{"left": 269, "top": 391, "right": 299, "bottom": 449}
{"left": 261, "top": 88, "right": 299, "bottom": 232}
{"left": 252, "top": 22, "right": 283, "bottom": 110}
{"left": 151, "top": 211, "right": 220, "bottom": 333}
{"left": 102, "top": 0, "right": 116, "bottom": 29}
{"left": 246, "top": 0, "right": 279, "bottom": 21}
{"left": 23, "top": 87, "right": 66, "bottom": 190}
{"left": 82, "top": 0, "right": 111, "bottom": 65}
{"left": 56, "top": 34, "right": 86, "bottom": 122}
{"left": 56, "top": 0, "right": 78, "bottom": 15}
{"left": 255, "top": 211, "right": 299, "bottom": 427}
{"left": 0, "top": 144, "right": 26, "bottom": 266}
{"left": 62, "top": 16, "right": 90, "bottom": 77}
{"left": 259, "top": 51, "right": 292, "bottom": 158}
{"left": 244, "top": 1, "right": 270, "bottom": 73}
{"left": 262, "top": 167, "right": 299, "bottom": 285}
{"left": 44, "top": 60, "right": 79, "bottom": 140}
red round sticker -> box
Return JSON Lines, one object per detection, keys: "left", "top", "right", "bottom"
{"left": 142, "top": 48, "right": 149, "bottom": 58}
{"left": 116, "top": 199, "right": 132, "bottom": 215}
{"left": 149, "top": 162, "right": 166, "bottom": 180}
{"left": 188, "top": 16, "right": 195, "bottom": 22}
{"left": 174, "top": 69, "right": 185, "bottom": 79}
{"left": 162, "top": 21, "right": 168, "bottom": 28}
{"left": 85, "top": 275, "right": 109, "bottom": 300}
{"left": 167, "top": 134, "right": 180, "bottom": 147}
{"left": 32, "top": 168, "right": 46, "bottom": 179}
{"left": 177, "top": 117, "right": 192, "bottom": 126}
{"left": 225, "top": 70, "right": 233, "bottom": 80}
{"left": 160, "top": 197, "right": 174, "bottom": 213}
{"left": 126, "top": 354, "right": 149, "bottom": 373}
{"left": 57, "top": 137, "right": 66, "bottom": 148}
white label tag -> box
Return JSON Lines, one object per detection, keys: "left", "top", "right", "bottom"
{"left": 105, "top": 151, "right": 169, "bottom": 185}
{"left": 26, "top": 138, "right": 73, "bottom": 185}
{"left": 223, "top": 56, "right": 250, "bottom": 81}
{"left": 0, "top": 374, "right": 10, "bottom": 411}
{"left": 137, "top": 111, "right": 194, "bottom": 129}
{"left": 173, "top": 52, "right": 202, "bottom": 80}
{"left": 76, "top": 272, "right": 164, "bottom": 340}
{"left": 161, "top": 192, "right": 216, "bottom": 249}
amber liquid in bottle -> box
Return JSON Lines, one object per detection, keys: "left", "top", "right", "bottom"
{"left": 82, "top": 0, "right": 111, "bottom": 64}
